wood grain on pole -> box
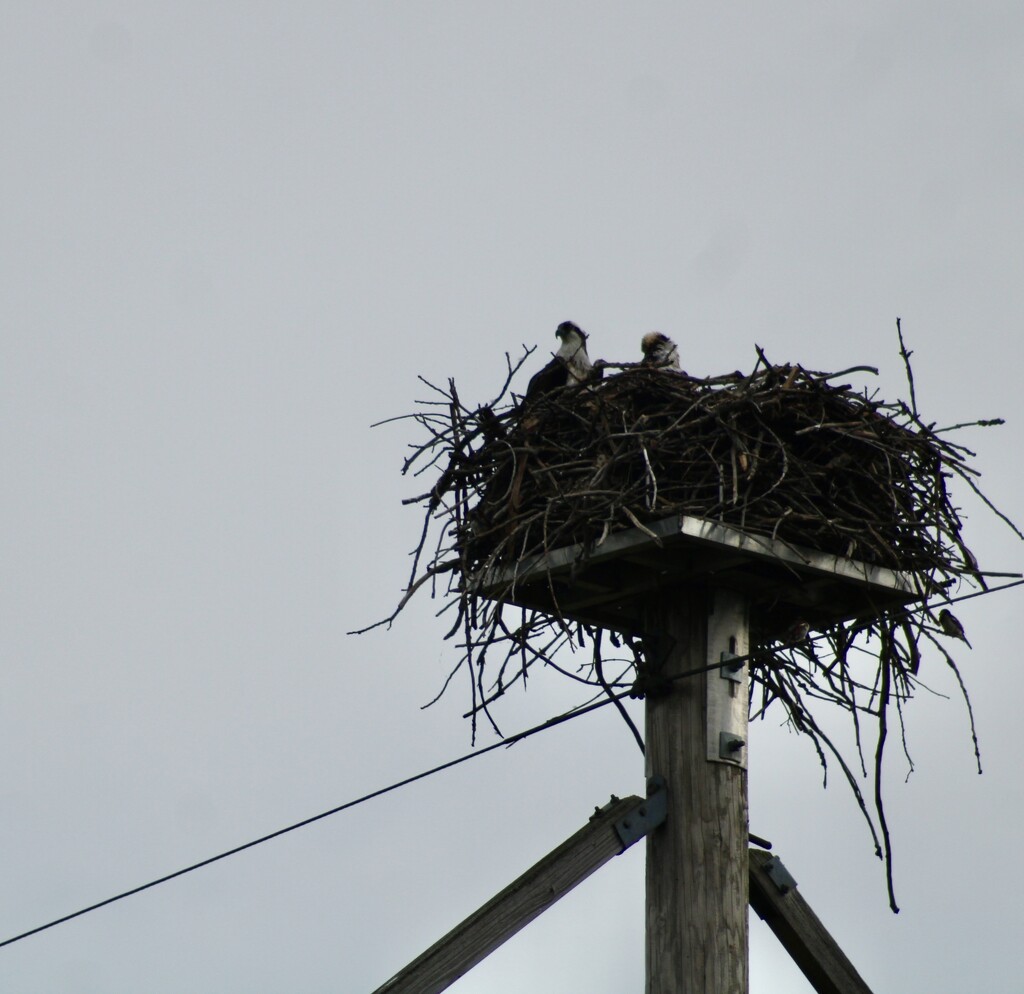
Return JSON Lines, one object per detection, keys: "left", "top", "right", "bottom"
{"left": 372, "top": 795, "right": 646, "bottom": 994}
{"left": 645, "top": 587, "right": 749, "bottom": 994}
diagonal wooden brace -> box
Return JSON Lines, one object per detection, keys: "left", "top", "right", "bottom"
{"left": 372, "top": 791, "right": 661, "bottom": 994}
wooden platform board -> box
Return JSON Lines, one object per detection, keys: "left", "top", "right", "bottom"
{"left": 475, "top": 514, "right": 923, "bottom": 638}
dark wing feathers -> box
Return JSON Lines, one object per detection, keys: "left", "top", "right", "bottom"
{"left": 525, "top": 356, "right": 569, "bottom": 399}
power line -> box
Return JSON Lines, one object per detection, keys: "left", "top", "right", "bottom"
{"left": 938, "top": 576, "right": 1023, "bottom": 606}
{"left": 0, "top": 692, "right": 625, "bottom": 952}
{"left": 0, "top": 645, "right": 760, "bottom": 952}
{"left": 4, "top": 579, "right": 1017, "bottom": 952}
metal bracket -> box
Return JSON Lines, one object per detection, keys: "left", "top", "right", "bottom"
{"left": 719, "top": 731, "right": 746, "bottom": 762}
{"left": 614, "top": 776, "right": 668, "bottom": 849}
{"left": 589, "top": 794, "right": 622, "bottom": 821}
{"left": 763, "top": 855, "right": 798, "bottom": 895}
{"left": 719, "top": 649, "right": 745, "bottom": 684}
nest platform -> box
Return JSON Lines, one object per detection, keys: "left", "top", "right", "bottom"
{"left": 368, "top": 339, "right": 1018, "bottom": 910}
{"left": 477, "top": 512, "right": 920, "bottom": 639}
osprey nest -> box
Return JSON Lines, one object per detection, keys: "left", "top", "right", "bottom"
{"left": 361, "top": 331, "right": 1020, "bottom": 909}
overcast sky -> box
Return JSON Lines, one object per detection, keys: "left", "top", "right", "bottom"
{"left": 2, "top": 3, "right": 1023, "bottom": 992}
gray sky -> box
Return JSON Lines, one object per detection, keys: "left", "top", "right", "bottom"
{"left": 2, "top": 3, "right": 1022, "bottom": 991}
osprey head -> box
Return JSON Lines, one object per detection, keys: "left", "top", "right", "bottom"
{"left": 640, "top": 331, "right": 681, "bottom": 371}
{"left": 556, "top": 321, "right": 586, "bottom": 343}
{"left": 640, "top": 331, "right": 671, "bottom": 357}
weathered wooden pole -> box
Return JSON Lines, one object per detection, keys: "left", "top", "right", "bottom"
{"left": 645, "top": 585, "right": 750, "bottom": 993}
{"left": 477, "top": 513, "right": 915, "bottom": 990}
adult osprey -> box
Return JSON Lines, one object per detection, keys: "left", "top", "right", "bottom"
{"left": 525, "top": 321, "right": 594, "bottom": 399}
{"left": 640, "top": 331, "right": 681, "bottom": 371}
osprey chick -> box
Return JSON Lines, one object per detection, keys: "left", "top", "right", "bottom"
{"left": 640, "top": 331, "right": 680, "bottom": 371}
{"left": 525, "top": 321, "right": 593, "bottom": 399}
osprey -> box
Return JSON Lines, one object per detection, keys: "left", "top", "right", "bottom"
{"left": 640, "top": 331, "right": 681, "bottom": 371}
{"left": 525, "top": 321, "right": 594, "bottom": 399}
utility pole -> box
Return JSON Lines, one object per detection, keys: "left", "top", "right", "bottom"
{"left": 472, "top": 513, "right": 913, "bottom": 993}
{"left": 645, "top": 585, "right": 749, "bottom": 993}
